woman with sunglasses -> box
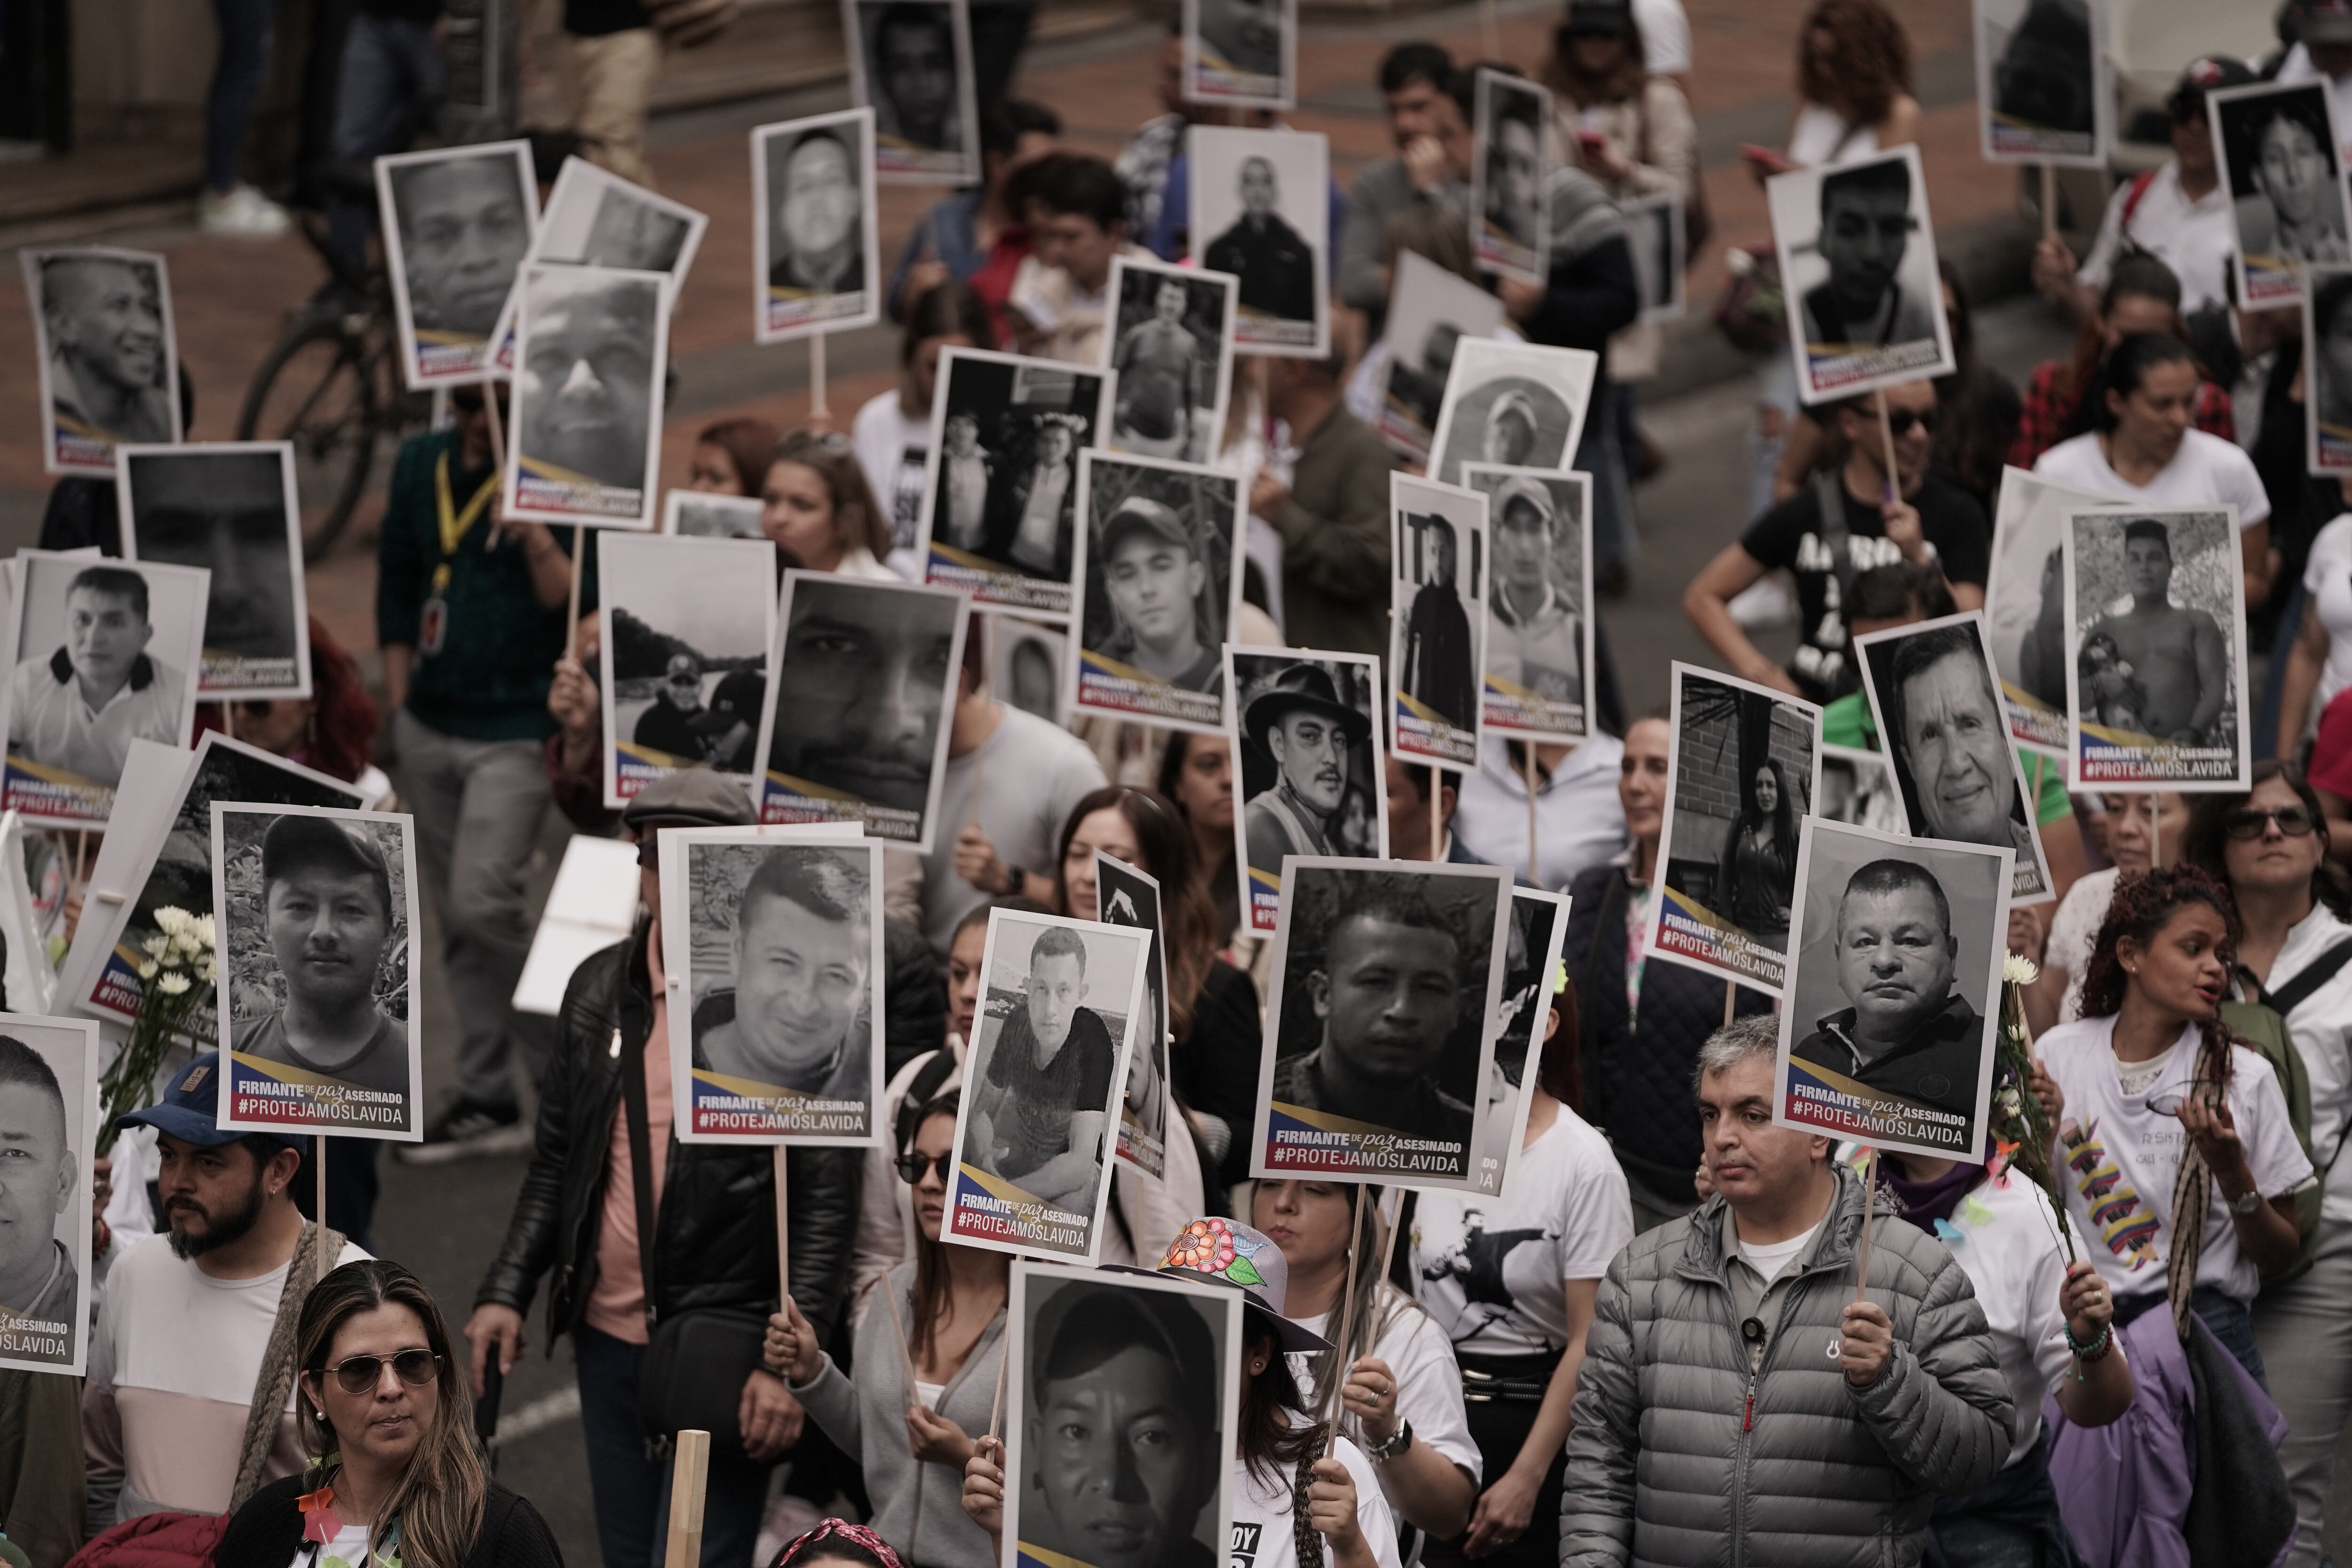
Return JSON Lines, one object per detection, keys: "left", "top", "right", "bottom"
{"left": 216, "top": 1260, "right": 559, "bottom": 1568}
{"left": 2033, "top": 866, "right": 2311, "bottom": 1386}
{"left": 768, "top": 1089, "right": 1009, "bottom": 1568}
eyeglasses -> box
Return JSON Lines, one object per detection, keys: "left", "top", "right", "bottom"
{"left": 2146, "top": 1079, "right": 2220, "bottom": 1117}
{"left": 1884, "top": 408, "right": 1940, "bottom": 437}
{"left": 2223, "top": 805, "right": 2318, "bottom": 840}
{"left": 895, "top": 1152, "right": 954, "bottom": 1186}
{"left": 321, "top": 1348, "right": 440, "bottom": 1394}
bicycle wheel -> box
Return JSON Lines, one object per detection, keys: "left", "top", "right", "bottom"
{"left": 238, "top": 319, "right": 381, "bottom": 561}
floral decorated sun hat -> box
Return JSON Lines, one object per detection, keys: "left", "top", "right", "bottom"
{"left": 1156, "top": 1216, "right": 1333, "bottom": 1353}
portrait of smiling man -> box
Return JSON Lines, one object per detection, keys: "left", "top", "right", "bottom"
{"left": 0, "top": 1035, "right": 79, "bottom": 1341}
{"left": 765, "top": 576, "right": 960, "bottom": 828}
{"left": 37, "top": 251, "right": 175, "bottom": 451}
{"left": 693, "top": 847, "right": 873, "bottom": 1099}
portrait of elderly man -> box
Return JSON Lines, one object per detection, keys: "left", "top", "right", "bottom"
{"left": 1022, "top": 1282, "right": 1222, "bottom": 1568}
{"left": 2080, "top": 516, "right": 2227, "bottom": 745}
{"left": 0, "top": 1036, "right": 78, "bottom": 1336}
{"left": 1791, "top": 858, "right": 1983, "bottom": 1121}
{"left": 39, "top": 253, "right": 173, "bottom": 447}
{"left": 1097, "top": 496, "right": 1221, "bottom": 692}
{"left": 1197, "top": 0, "right": 1281, "bottom": 78}
{"left": 8, "top": 565, "right": 184, "bottom": 787}
{"left": 1800, "top": 157, "right": 1939, "bottom": 352}
{"left": 871, "top": 1, "right": 961, "bottom": 154}
{"left": 1271, "top": 876, "right": 1478, "bottom": 1146}
{"left": 1878, "top": 622, "right": 2037, "bottom": 862}
{"left": 1485, "top": 477, "right": 1581, "bottom": 705}
{"left": 769, "top": 128, "right": 865, "bottom": 298}
{"left": 518, "top": 274, "right": 657, "bottom": 492}
{"left": 1205, "top": 157, "right": 1316, "bottom": 326}
{"left": 1243, "top": 664, "right": 1370, "bottom": 871}
{"left": 694, "top": 848, "right": 872, "bottom": 1099}
{"left": 233, "top": 814, "right": 407, "bottom": 1096}
{"left": 389, "top": 155, "right": 532, "bottom": 341}
{"left": 125, "top": 449, "right": 299, "bottom": 667}
{"left": 1112, "top": 278, "right": 1207, "bottom": 459}
{"left": 2229, "top": 89, "right": 2350, "bottom": 267}
{"left": 768, "top": 578, "right": 956, "bottom": 814}
{"left": 967, "top": 924, "right": 1119, "bottom": 1210}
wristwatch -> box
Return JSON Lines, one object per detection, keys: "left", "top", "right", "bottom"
{"left": 1365, "top": 1417, "right": 1414, "bottom": 1462}
{"left": 1004, "top": 866, "right": 1028, "bottom": 897}
{"left": 2229, "top": 1187, "right": 2264, "bottom": 1216}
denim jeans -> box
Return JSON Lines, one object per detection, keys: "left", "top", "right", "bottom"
{"left": 328, "top": 12, "right": 445, "bottom": 267}
{"left": 205, "top": 0, "right": 277, "bottom": 191}
{"left": 1574, "top": 380, "right": 1636, "bottom": 572}
{"left": 573, "top": 1324, "right": 773, "bottom": 1568}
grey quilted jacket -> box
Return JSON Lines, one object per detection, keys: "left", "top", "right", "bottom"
{"left": 1559, "top": 1163, "right": 2013, "bottom": 1568}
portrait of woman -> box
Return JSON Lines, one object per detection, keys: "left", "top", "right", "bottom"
{"left": 1714, "top": 756, "right": 1802, "bottom": 945}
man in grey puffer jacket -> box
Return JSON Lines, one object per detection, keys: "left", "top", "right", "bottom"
{"left": 1559, "top": 1016, "right": 2012, "bottom": 1568}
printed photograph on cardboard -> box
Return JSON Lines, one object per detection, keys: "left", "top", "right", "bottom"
{"left": 1252, "top": 858, "right": 1510, "bottom": 1188}
{"left": 1188, "top": 126, "right": 1329, "bottom": 356}
{"left": 993, "top": 617, "right": 1067, "bottom": 724}
{"left": 664, "top": 489, "right": 767, "bottom": 538}
{"left": 0, "top": 1015, "right": 97, "bottom": 1376}
{"left": 1389, "top": 474, "right": 1487, "bottom": 769}
{"left": 1227, "top": 646, "right": 1388, "bottom": 935}
{"left": 660, "top": 830, "right": 883, "bottom": 1144}
{"left": 2060, "top": 505, "right": 2252, "bottom": 791}
{"left": 374, "top": 142, "right": 537, "bottom": 387}
{"left": 1, "top": 551, "right": 207, "bottom": 828}
{"left": 1180, "top": 0, "right": 1294, "bottom": 109}
{"left": 917, "top": 348, "right": 1109, "bottom": 618}
{"left": 754, "top": 109, "right": 882, "bottom": 342}
{"left": 1005, "top": 1261, "right": 1239, "bottom": 1568}
{"left": 1472, "top": 69, "right": 1549, "bottom": 285}
{"left": 1373, "top": 253, "right": 1505, "bottom": 462}
{"left": 2211, "top": 79, "right": 2350, "bottom": 307}
{"left": 1642, "top": 663, "right": 1822, "bottom": 996}
{"left": 2309, "top": 265, "right": 2352, "bottom": 473}
{"left": 214, "top": 804, "right": 422, "bottom": 1140}
{"left": 1775, "top": 815, "right": 2008, "bottom": 1162}
{"left": 1981, "top": 465, "right": 2114, "bottom": 753}
{"left": 503, "top": 264, "right": 668, "bottom": 529}
{"left": 1463, "top": 465, "right": 1591, "bottom": 741}
{"left": 847, "top": 0, "right": 979, "bottom": 183}
{"left": 1623, "top": 190, "right": 1686, "bottom": 322}
{"left": 1854, "top": 610, "right": 2058, "bottom": 904}
{"left": 21, "top": 247, "right": 182, "bottom": 476}
{"left": 1104, "top": 256, "right": 1236, "bottom": 465}
{"left": 1069, "top": 451, "right": 1240, "bottom": 735}
{"left": 755, "top": 573, "right": 966, "bottom": 850}
{"left": 599, "top": 533, "right": 776, "bottom": 807}
{"left": 1974, "top": 0, "right": 2111, "bottom": 166}
{"left": 117, "top": 443, "right": 312, "bottom": 700}
{"left": 486, "top": 156, "right": 707, "bottom": 367}
{"left": 1819, "top": 744, "right": 1907, "bottom": 836}
{"left": 1427, "top": 337, "right": 1597, "bottom": 487}
{"left": 1766, "top": 145, "right": 1956, "bottom": 405}
{"left": 1465, "top": 888, "right": 1569, "bottom": 1199}
{"left": 941, "top": 908, "right": 1145, "bottom": 1262}
{"left": 1095, "top": 852, "right": 1172, "bottom": 1180}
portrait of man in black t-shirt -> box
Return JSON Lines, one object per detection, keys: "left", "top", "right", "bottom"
{"left": 968, "top": 923, "right": 1119, "bottom": 1210}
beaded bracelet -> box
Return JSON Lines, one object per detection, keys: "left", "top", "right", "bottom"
{"left": 2063, "top": 1320, "right": 2114, "bottom": 1380}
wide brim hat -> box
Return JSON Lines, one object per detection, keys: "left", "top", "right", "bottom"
{"left": 1152, "top": 1216, "right": 1333, "bottom": 1353}
{"left": 1242, "top": 664, "right": 1372, "bottom": 754}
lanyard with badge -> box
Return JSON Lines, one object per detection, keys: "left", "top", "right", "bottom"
{"left": 421, "top": 451, "right": 498, "bottom": 658}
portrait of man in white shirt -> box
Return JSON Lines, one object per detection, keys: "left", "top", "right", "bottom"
{"left": 7, "top": 563, "right": 187, "bottom": 788}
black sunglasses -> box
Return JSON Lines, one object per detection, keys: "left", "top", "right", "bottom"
{"left": 2223, "top": 805, "right": 2317, "bottom": 840}
{"left": 1885, "top": 407, "right": 1940, "bottom": 437}
{"left": 321, "top": 1348, "right": 440, "bottom": 1394}
{"left": 895, "top": 1152, "right": 954, "bottom": 1186}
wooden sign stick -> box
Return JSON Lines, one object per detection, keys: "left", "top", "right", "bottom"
{"left": 772, "top": 1146, "right": 790, "bottom": 1304}
{"left": 880, "top": 1279, "right": 922, "bottom": 1407}
{"left": 316, "top": 1135, "right": 330, "bottom": 1281}
{"left": 1851, "top": 1146, "right": 1879, "bottom": 1304}
{"left": 1320, "top": 1184, "right": 1367, "bottom": 1458}
{"left": 661, "top": 1430, "right": 711, "bottom": 1568}
{"left": 564, "top": 524, "right": 587, "bottom": 661}
{"left": 1875, "top": 390, "right": 1900, "bottom": 499}
{"left": 2039, "top": 164, "right": 2058, "bottom": 242}
{"left": 1722, "top": 979, "right": 1736, "bottom": 1028}
{"left": 1522, "top": 746, "right": 1540, "bottom": 881}
{"left": 484, "top": 387, "right": 510, "bottom": 551}
{"left": 810, "top": 332, "right": 830, "bottom": 421}
{"left": 988, "top": 1330, "right": 1011, "bottom": 1440}
{"left": 1429, "top": 766, "right": 1444, "bottom": 862}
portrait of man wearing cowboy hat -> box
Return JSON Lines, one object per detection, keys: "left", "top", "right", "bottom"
{"left": 1241, "top": 660, "right": 1377, "bottom": 881}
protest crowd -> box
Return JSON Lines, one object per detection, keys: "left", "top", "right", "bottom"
{"left": 23, "top": 0, "right": 2352, "bottom": 1567}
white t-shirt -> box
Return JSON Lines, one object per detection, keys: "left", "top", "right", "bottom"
{"left": 851, "top": 388, "right": 930, "bottom": 580}
{"left": 1630, "top": 0, "right": 1689, "bottom": 75}
{"left": 1288, "top": 1290, "right": 1482, "bottom": 1488}
{"left": 2074, "top": 161, "right": 2237, "bottom": 315}
{"left": 2276, "top": 46, "right": 2352, "bottom": 163}
{"left": 1230, "top": 1435, "right": 1403, "bottom": 1568}
{"left": 2257, "top": 904, "right": 2352, "bottom": 1227}
{"left": 2032, "top": 430, "right": 2270, "bottom": 530}
{"left": 2045, "top": 865, "right": 2119, "bottom": 1025}
{"left": 2038, "top": 1013, "right": 2313, "bottom": 1304}
{"left": 1935, "top": 1170, "right": 2095, "bottom": 1467}
{"left": 1732, "top": 1217, "right": 1821, "bottom": 1284}
{"left": 1412, "top": 1109, "right": 1633, "bottom": 1356}
{"left": 2303, "top": 515, "right": 2352, "bottom": 722}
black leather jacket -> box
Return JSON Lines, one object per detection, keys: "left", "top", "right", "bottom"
{"left": 473, "top": 919, "right": 862, "bottom": 1345}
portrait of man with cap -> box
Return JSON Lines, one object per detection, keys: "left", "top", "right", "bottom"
{"left": 1241, "top": 661, "right": 1376, "bottom": 879}
{"left": 1432, "top": 363, "right": 1572, "bottom": 486}
{"left": 633, "top": 652, "right": 715, "bottom": 763}
{"left": 1484, "top": 476, "right": 1583, "bottom": 711}
{"left": 1094, "top": 493, "right": 1224, "bottom": 694}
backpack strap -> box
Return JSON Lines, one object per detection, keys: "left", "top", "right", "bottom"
{"left": 2258, "top": 936, "right": 2352, "bottom": 1017}
{"left": 2117, "top": 169, "right": 2160, "bottom": 231}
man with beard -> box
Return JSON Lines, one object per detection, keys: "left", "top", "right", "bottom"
{"left": 1206, "top": 157, "right": 1317, "bottom": 327}
{"left": 391, "top": 154, "right": 533, "bottom": 342}
{"left": 1800, "top": 158, "right": 1939, "bottom": 356}
{"left": 518, "top": 273, "right": 658, "bottom": 493}
{"left": 1790, "top": 860, "right": 1983, "bottom": 1122}
{"left": 966, "top": 923, "right": 1117, "bottom": 1210}
{"left": 40, "top": 253, "right": 173, "bottom": 449}
{"left": 124, "top": 447, "right": 300, "bottom": 672}
{"left": 2082, "top": 517, "right": 2227, "bottom": 744}
{"left": 768, "top": 577, "right": 957, "bottom": 818}
{"left": 233, "top": 814, "right": 409, "bottom": 1101}
{"left": 1243, "top": 664, "right": 1371, "bottom": 876}
{"left": 86, "top": 1052, "right": 368, "bottom": 1521}
{"left": 0, "top": 1036, "right": 79, "bottom": 1350}
{"left": 695, "top": 847, "right": 874, "bottom": 1100}
{"left": 770, "top": 129, "right": 866, "bottom": 298}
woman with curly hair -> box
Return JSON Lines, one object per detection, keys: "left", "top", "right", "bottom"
{"left": 2033, "top": 866, "right": 2310, "bottom": 1384}
{"left": 1712, "top": 755, "right": 1800, "bottom": 946}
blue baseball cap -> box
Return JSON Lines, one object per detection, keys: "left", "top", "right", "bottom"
{"left": 115, "top": 1051, "right": 302, "bottom": 1151}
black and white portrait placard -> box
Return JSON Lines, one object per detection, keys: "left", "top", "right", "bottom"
{"left": 2211, "top": 79, "right": 2350, "bottom": 307}
{"left": 1095, "top": 852, "right": 1172, "bottom": 1180}
{"left": 213, "top": 804, "right": 422, "bottom": 1141}
{"left": 373, "top": 141, "right": 538, "bottom": 387}
{"left": 1471, "top": 69, "right": 1550, "bottom": 286}
{"left": 21, "top": 247, "right": 182, "bottom": 476}
{"left": 0, "top": 1014, "right": 96, "bottom": 1376}
{"left": 2059, "top": 505, "right": 2252, "bottom": 791}
{"left": 1855, "top": 610, "right": 2060, "bottom": 904}
{"left": 1180, "top": 0, "right": 1294, "bottom": 110}
{"left": 1068, "top": 450, "right": 1240, "bottom": 735}
{"left": 659, "top": 828, "right": 885, "bottom": 1146}
{"left": 1427, "top": 338, "right": 1597, "bottom": 487}
{"left": 1252, "top": 857, "right": 1512, "bottom": 1189}
{"left": 0, "top": 551, "right": 207, "bottom": 829}
{"left": 1641, "top": 662, "right": 1823, "bottom": 997}
{"left": 488, "top": 156, "right": 707, "bottom": 369}
{"left": 1005, "top": 1261, "right": 1240, "bottom": 1568}
{"left": 1623, "top": 190, "right": 1687, "bottom": 322}
{"left": 116, "top": 442, "right": 312, "bottom": 700}
{"left": 1225, "top": 645, "right": 1388, "bottom": 935}
{"left": 1188, "top": 126, "right": 1329, "bottom": 356}
{"left": 1774, "top": 816, "right": 2009, "bottom": 1163}
{"left": 1981, "top": 465, "right": 2114, "bottom": 756}
{"left": 1974, "top": 0, "right": 2111, "bottom": 167}
{"left": 1819, "top": 743, "right": 1907, "bottom": 836}
{"left": 753, "top": 108, "right": 882, "bottom": 342}
{"left": 1389, "top": 474, "right": 1488, "bottom": 769}
{"left": 598, "top": 532, "right": 777, "bottom": 808}
{"left": 845, "top": 0, "right": 980, "bottom": 184}
{"left": 504, "top": 264, "right": 668, "bottom": 530}
{"left": 994, "top": 617, "right": 1067, "bottom": 724}
{"left": 916, "top": 347, "right": 1112, "bottom": 619}
{"left": 1376, "top": 252, "right": 1506, "bottom": 463}
{"left": 663, "top": 489, "right": 767, "bottom": 538}
{"left": 1466, "top": 887, "right": 1569, "bottom": 1199}
{"left": 941, "top": 907, "right": 1147, "bottom": 1262}
{"left": 1462, "top": 465, "right": 1591, "bottom": 742}
{"left": 754, "top": 572, "right": 967, "bottom": 851}
{"left": 1104, "top": 255, "right": 1237, "bottom": 466}
{"left": 1766, "top": 145, "right": 1957, "bottom": 406}
{"left": 2307, "top": 264, "right": 2352, "bottom": 473}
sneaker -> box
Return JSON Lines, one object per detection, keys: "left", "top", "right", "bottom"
{"left": 397, "top": 1096, "right": 530, "bottom": 1164}
{"left": 199, "top": 183, "right": 292, "bottom": 237}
